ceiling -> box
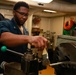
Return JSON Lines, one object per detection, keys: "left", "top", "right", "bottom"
{"left": 62, "top": 0, "right": 76, "bottom": 4}
{"left": 0, "top": 0, "right": 76, "bottom": 17}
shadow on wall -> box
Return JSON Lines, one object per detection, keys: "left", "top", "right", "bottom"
{"left": 0, "top": 13, "right": 9, "bottom": 21}
{"left": 0, "top": 13, "right": 5, "bottom": 21}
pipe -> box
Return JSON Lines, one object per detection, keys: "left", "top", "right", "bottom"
{"left": 42, "top": 1, "right": 76, "bottom": 13}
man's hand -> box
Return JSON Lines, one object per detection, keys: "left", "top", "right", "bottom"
{"left": 28, "top": 36, "right": 48, "bottom": 50}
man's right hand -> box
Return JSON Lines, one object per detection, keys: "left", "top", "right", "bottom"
{"left": 28, "top": 36, "right": 48, "bottom": 50}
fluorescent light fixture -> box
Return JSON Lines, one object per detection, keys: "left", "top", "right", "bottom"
{"left": 43, "top": 10, "right": 57, "bottom": 13}
{"left": 32, "top": 0, "right": 53, "bottom": 3}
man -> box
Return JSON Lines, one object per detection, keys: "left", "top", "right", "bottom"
{"left": 0, "top": 1, "right": 47, "bottom": 73}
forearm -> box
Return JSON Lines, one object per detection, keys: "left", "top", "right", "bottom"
{"left": 1, "top": 32, "right": 48, "bottom": 50}
{"left": 1, "top": 32, "right": 30, "bottom": 47}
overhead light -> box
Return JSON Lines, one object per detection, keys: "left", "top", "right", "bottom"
{"left": 32, "top": 0, "right": 53, "bottom": 3}
{"left": 43, "top": 10, "right": 57, "bottom": 13}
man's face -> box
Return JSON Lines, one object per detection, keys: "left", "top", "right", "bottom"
{"left": 13, "top": 6, "right": 29, "bottom": 26}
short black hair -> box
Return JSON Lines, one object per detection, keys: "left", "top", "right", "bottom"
{"left": 13, "top": 1, "right": 29, "bottom": 10}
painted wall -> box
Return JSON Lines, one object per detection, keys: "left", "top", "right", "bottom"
{"left": 50, "top": 17, "right": 64, "bottom": 35}
{"left": 33, "top": 17, "right": 52, "bottom": 32}
{"left": 33, "top": 16, "right": 64, "bottom": 35}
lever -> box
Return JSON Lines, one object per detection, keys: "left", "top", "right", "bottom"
{"left": 1, "top": 46, "right": 24, "bottom": 56}
{"left": 49, "top": 61, "right": 76, "bottom": 66}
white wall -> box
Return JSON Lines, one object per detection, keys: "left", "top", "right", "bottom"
{"left": 36, "top": 17, "right": 52, "bottom": 32}
{"left": 50, "top": 17, "right": 64, "bottom": 35}
{"left": 34, "top": 16, "right": 64, "bottom": 35}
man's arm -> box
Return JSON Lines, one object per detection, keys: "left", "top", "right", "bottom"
{"left": 0, "top": 32, "right": 47, "bottom": 49}
{"left": 0, "top": 32, "right": 30, "bottom": 47}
